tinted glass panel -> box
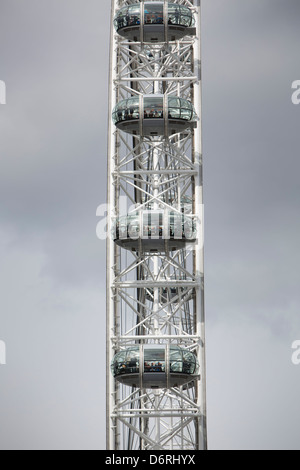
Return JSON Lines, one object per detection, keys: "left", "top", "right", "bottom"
{"left": 144, "top": 97, "right": 163, "bottom": 119}
{"left": 169, "top": 213, "right": 183, "bottom": 239}
{"left": 142, "top": 212, "right": 163, "bottom": 238}
{"left": 112, "top": 98, "right": 140, "bottom": 124}
{"left": 144, "top": 348, "right": 165, "bottom": 373}
{"left": 144, "top": 4, "right": 164, "bottom": 24}
{"left": 168, "top": 5, "right": 194, "bottom": 27}
{"left": 114, "top": 5, "right": 141, "bottom": 30}
{"left": 111, "top": 348, "right": 140, "bottom": 377}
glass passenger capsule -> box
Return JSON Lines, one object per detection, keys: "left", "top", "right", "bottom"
{"left": 112, "top": 94, "right": 197, "bottom": 136}
{"left": 114, "top": 2, "right": 196, "bottom": 43}
{"left": 111, "top": 344, "right": 200, "bottom": 389}
{"left": 113, "top": 209, "right": 196, "bottom": 252}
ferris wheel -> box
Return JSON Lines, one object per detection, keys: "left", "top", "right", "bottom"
{"left": 106, "top": 0, "right": 207, "bottom": 450}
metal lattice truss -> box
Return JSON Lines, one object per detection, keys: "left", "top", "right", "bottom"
{"left": 116, "top": 42, "right": 197, "bottom": 97}
{"left": 107, "top": 0, "right": 207, "bottom": 451}
{"left": 114, "top": 134, "right": 200, "bottom": 209}
{"left": 113, "top": 249, "right": 201, "bottom": 342}
{"left": 114, "top": 386, "right": 201, "bottom": 450}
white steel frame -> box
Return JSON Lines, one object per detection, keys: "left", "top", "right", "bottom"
{"left": 106, "top": 0, "right": 207, "bottom": 450}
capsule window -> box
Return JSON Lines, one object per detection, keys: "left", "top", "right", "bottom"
{"left": 144, "top": 97, "right": 164, "bottom": 119}
{"left": 111, "top": 351, "right": 127, "bottom": 377}
{"left": 183, "top": 351, "right": 198, "bottom": 374}
{"left": 114, "top": 5, "right": 141, "bottom": 30}
{"left": 144, "top": 349, "right": 165, "bottom": 373}
{"left": 168, "top": 5, "right": 194, "bottom": 27}
{"left": 170, "top": 347, "right": 183, "bottom": 373}
{"left": 169, "top": 212, "right": 183, "bottom": 239}
{"left": 111, "top": 348, "right": 140, "bottom": 377}
{"left": 126, "top": 348, "right": 140, "bottom": 373}
{"left": 183, "top": 217, "right": 195, "bottom": 240}
{"left": 127, "top": 215, "right": 140, "bottom": 240}
{"left": 144, "top": 4, "right": 164, "bottom": 25}
{"left": 112, "top": 98, "right": 140, "bottom": 124}
{"left": 142, "top": 212, "right": 163, "bottom": 238}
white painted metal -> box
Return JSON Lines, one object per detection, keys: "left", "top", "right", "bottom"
{"left": 106, "top": 0, "right": 207, "bottom": 450}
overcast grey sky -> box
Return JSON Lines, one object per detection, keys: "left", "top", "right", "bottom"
{"left": 0, "top": 0, "right": 299, "bottom": 450}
